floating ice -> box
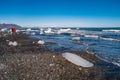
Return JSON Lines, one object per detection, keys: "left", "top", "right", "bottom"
{"left": 72, "top": 37, "right": 80, "bottom": 41}
{"left": 84, "top": 35, "right": 99, "bottom": 38}
{"left": 62, "top": 52, "right": 94, "bottom": 67}
{"left": 37, "top": 40, "right": 45, "bottom": 45}
{"left": 31, "top": 32, "right": 35, "bottom": 35}
{"left": 40, "top": 28, "right": 44, "bottom": 34}
{"left": 57, "top": 28, "right": 71, "bottom": 34}
{"left": 44, "top": 28, "right": 54, "bottom": 34}
{"left": 26, "top": 28, "right": 31, "bottom": 31}
{"left": 0, "top": 28, "right": 7, "bottom": 32}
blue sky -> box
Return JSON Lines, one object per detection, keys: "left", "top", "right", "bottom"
{"left": 0, "top": 0, "right": 120, "bottom": 27}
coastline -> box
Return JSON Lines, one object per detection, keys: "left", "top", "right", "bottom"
{"left": 0, "top": 33, "right": 120, "bottom": 80}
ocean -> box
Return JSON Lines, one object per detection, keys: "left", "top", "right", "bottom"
{"left": 25, "top": 27, "right": 120, "bottom": 67}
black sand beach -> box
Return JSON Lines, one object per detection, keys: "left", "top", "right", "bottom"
{"left": 0, "top": 33, "right": 120, "bottom": 80}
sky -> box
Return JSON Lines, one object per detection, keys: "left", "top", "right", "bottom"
{"left": 0, "top": 0, "right": 120, "bottom": 27}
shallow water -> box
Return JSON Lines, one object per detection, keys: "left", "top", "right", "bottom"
{"left": 26, "top": 27, "right": 120, "bottom": 67}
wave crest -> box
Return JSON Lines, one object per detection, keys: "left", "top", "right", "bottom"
{"left": 102, "top": 30, "right": 120, "bottom": 32}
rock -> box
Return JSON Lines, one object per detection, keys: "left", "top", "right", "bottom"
{"left": 0, "top": 63, "right": 6, "bottom": 70}
{"left": 49, "top": 63, "right": 55, "bottom": 67}
{"left": 79, "top": 67, "right": 82, "bottom": 70}
{"left": 53, "top": 55, "right": 55, "bottom": 58}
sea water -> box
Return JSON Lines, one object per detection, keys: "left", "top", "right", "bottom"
{"left": 27, "top": 27, "right": 120, "bottom": 67}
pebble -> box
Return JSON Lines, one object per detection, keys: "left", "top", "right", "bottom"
{"left": 33, "top": 41, "right": 35, "bottom": 44}
{"left": 49, "top": 63, "right": 55, "bottom": 67}
{"left": 53, "top": 55, "right": 55, "bottom": 58}
{"left": 0, "top": 63, "right": 6, "bottom": 70}
{"left": 79, "top": 67, "right": 82, "bottom": 70}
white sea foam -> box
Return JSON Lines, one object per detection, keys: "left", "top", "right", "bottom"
{"left": 100, "top": 37, "right": 120, "bottom": 42}
{"left": 112, "top": 62, "right": 120, "bottom": 67}
{"left": 62, "top": 52, "right": 94, "bottom": 67}
{"left": 26, "top": 28, "right": 31, "bottom": 31}
{"left": 82, "top": 34, "right": 120, "bottom": 42}
{"left": 102, "top": 30, "right": 120, "bottom": 32}
{"left": 25, "top": 28, "right": 39, "bottom": 32}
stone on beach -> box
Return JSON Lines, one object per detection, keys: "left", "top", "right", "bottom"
{"left": 0, "top": 63, "right": 6, "bottom": 70}
{"left": 49, "top": 63, "right": 55, "bottom": 67}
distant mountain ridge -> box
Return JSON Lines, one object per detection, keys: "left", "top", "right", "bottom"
{"left": 0, "top": 23, "right": 22, "bottom": 29}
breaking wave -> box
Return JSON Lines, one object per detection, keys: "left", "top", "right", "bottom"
{"left": 100, "top": 37, "right": 120, "bottom": 42}
{"left": 102, "top": 29, "right": 120, "bottom": 32}
{"left": 83, "top": 34, "right": 120, "bottom": 42}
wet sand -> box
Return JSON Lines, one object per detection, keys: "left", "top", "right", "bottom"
{"left": 0, "top": 33, "right": 120, "bottom": 80}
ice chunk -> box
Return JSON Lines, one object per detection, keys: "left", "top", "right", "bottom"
{"left": 84, "top": 35, "right": 99, "bottom": 38}
{"left": 72, "top": 37, "right": 80, "bottom": 41}
{"left": 1, "top": 28, "right": 7, "bottom": 32}
{"left": 9, "top": 41, "right": 13, "bottom": 46}
{"left": 8, "top": 41, "right": 18, "bottom": 46}
{"left": 37, "top": 40, "right": 45, "bottom": 45}
{"left": 57, "top": 28, "right": 71, "bottom": 34}
{"left": 44, "top": 28, "right": 54, "bottom": 34}
{"left": 26, "top": 28, "right": 31, "bottom": 31}
{"left": 12, "top": 41, "right": 18, "bottom": 46}
{"left": 62, "top": 52, "right": 94, "bottom": 67}
{"left": 40, "top": 28, "right": 44, "bottom": 34}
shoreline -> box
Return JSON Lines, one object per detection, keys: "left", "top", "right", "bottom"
{"left": 0, "top": 33, "right": 120, "bottom": 80}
